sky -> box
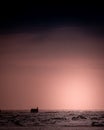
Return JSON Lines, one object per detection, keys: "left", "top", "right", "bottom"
{"left": 0, "top": 5, "right": 104, "bottom": 110}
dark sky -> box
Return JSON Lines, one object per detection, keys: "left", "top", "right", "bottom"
{"left": 0, "top": 5, "right": 104, "bottom": 110}
{"left": 0, "top": 5, "right": 104, "bottom": 33}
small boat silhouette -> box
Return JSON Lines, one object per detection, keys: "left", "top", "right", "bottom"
{"left": 30, "top": 107, "right": 38, "bottom": 113}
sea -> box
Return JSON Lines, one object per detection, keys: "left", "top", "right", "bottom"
{"left": 0, "top": 110, "right": 104, "bottom": 129}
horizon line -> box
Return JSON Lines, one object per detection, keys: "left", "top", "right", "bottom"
{"left": 1, "top": 108, "right": 104, "bottom": 111}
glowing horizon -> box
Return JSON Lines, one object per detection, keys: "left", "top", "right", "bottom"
{"left": 0, "top": 27, "right": 104, "bottom": 110}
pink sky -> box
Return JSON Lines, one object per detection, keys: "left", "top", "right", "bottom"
{"left": 0, "top": 27, "right": 104, "bottom": 110}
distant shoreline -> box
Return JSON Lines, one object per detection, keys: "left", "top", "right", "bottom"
{"left": 1, "top": 109, "right": 104, "bottom": 112}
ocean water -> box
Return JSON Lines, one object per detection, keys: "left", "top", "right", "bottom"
{"left": 0, "top": 110, "right": 104, "bottom": 127}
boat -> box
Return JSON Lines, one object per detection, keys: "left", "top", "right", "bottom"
{"left": 30, "top": 107, "right": 38, "bottom": 113}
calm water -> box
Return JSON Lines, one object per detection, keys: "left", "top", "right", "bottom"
{"left": 0, "top": 110, "right": 104, "bottom": 127}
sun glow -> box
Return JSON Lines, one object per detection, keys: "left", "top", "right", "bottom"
{"left": 67, "top": 68, "right": 98, "bottom": 110}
